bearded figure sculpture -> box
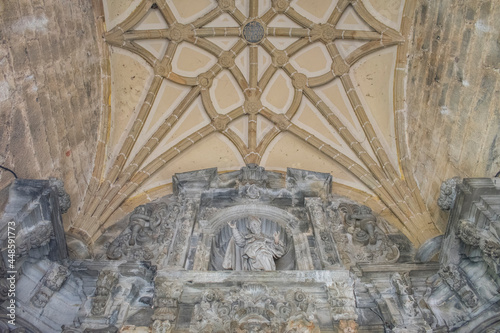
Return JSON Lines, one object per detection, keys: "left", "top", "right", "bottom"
{"left": 222, "top": 216, "right": 285, "bottom": 271}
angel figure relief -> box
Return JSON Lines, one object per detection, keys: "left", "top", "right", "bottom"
{"left": 223, "top": 216, "right": 285, "bottom": 271}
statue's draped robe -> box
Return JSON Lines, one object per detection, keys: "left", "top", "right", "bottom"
{"left": 223, "top": 229, "right": 285, "bottom": 271}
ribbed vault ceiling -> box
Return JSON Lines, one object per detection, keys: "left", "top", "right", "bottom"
{"left": 71, "top": 0, "right": 441, "bottom": 247}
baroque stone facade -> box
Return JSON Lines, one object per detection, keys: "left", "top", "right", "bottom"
{"left": 0, "top": 171, "right": 499, "bottom": 332}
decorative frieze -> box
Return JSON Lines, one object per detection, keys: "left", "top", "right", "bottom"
{"left": 151, "top": 279, "right": 183, "bottom": 333}
{"left": 326, "top": 279, "right": 357, "bottom": 321}
{"left": 190, "top": 283, "right": 321, "bottom": 333}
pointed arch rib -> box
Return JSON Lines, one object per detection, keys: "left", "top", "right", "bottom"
{"left": 191, "top": 7, "right": 224, "bottom": 28}
{"left": 81, "top": 7, "right": 112, "bottom": 215}
{"left": 327, "top": 0, "right": 351, "bottom": 25}
{"left": 156, "top": 0, "right": 178, "bottom": 25}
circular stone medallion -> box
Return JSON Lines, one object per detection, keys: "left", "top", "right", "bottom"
{"left": 243, "top": 21, "right": 265, "bottom": 43}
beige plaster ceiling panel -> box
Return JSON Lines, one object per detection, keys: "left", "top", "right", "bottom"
{"left": 143, "top": 80, "right": 191, "bottom": 135}
{"left": 206, "top": 36, "right": 242, "bottom": 51}
{"left": 336, "top": 6, "right": 373, "bottom": 31}
{"left": 351, "top": 47, "right": 399, "bottom": 171}
{"left": 235, "top": 0, "right": 250, "bottom": 17}
{"left": 293, "top": 101, "right": 343, "bottom": 148}
{"left": 262, "top": 70, "right": 293, "bottom": 113}
{"left": 291, "top": 99, "right": 365, "bottom": 167}
{"left": 334, "top": 40, "right": 369, "bottom": 59}
{"left": 205, "top": 13, "right": 241, "bottom": 28}
{"left": 290, "top": 43, "right": 332, "bottom": 77}
{"left": 205, "top": 15, "right": 241, "bottom": 50}
{"left": 364, "top": 0, "right": 405, "bottom": 31}
{"left": 210, "top": 71, "right": 245, "bottom": 114}
{"left": 257, "top": 0, "right": 272, "bottom": 16}
{"left": 235, "top": 50, "right": 250, "bottom": 83}
{"left": 136, "top": 132, "right": 245, "bottom": 193}
{"left": 266, "top": 15, "right": 301, "bottom": 49}
{"left": 294, "top": 0, "right": 338, "bottom": 23}
{"left": 135, "top": 40, "right": 169, "bottom": 59}
{"left": 228, "top": 116, "right": 249, "bottom": 146}
{"left": 104, "top": 0, "right": 141, "bottom": 29}
{"left": 168, "top": 0, "right": 216, "bottom": 24}
{"left": 314, "top": 80, "right": 368, "bottom": 143}
{"left": 257, "top": 46, "right": 272, "bottom": 80}
{"left": 108, "top": 50, "right": 153, "bottom": 171}
{"left": 172, "top": 43, "right": 217, "bottom": 77}
{"left": 140, "top": 98, "right": 211, "bottom": 167}
{"left": 267, "top": 14, "right": 301, "bottom": 28}
{"left": 312, "top": 79, "right": 382, "bottom": 168}
{"left": 134, "top": 9, "right": 168, "bottom": 30}
{"left": 265, "top": 36, "right": 301, "bottom": 50}
{"left": 256, "top": 115, "right": 275, "bottom": 143}
{"left": 261, "top": 132, "right": 373, "bottom": 194}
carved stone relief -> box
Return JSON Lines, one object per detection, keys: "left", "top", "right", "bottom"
{"left": 190, "top": 283, "right": 321, "bottom": 333}
{"left": 30, "top": 263, "right": 70, "bottom": 308}
{"left": 438, "top": 265, "right": 478, "bottom": 308}
{"left": 211, "top": 216, "right": 293, "bottom": 271}
{"left": 166, "top": 200, "right": 197, "bottom": 268}
{"left": 391, "top": 272, "right": 419, "bottom": 317}
{"left": 16, "top": 220, "right": 55, "bottom": 257}
{"left": 306, "top": 198, "right": 340, "bottom": 268}
{"left": 334, "top": 203, "right": 401, "bottom": 266}
{"left": 3, "top": 168, "right": 456, "bottom": 332}
{"left": 151, "top": 279, "right": 183, "bottom": 333}
{"left": 49, "top": 177, "right": 71, "bottom": 214}
{"left": 106, "top": 202, "right": 177, "bottom": 263}
{"left": 457, "top": 220, "right": 500, "bottom": 274}
{"left": 95, "top": 167, "right": 413, "bottom": 274}
{"left": 326, "top": 280, "right": 357, "bottom": 321}
{"left": 437, "top": 177, "right": 461, "bottom": 211}
{"left": 92, "top": 271, "right": 119, "bottom": 316}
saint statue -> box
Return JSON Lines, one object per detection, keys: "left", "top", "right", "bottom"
{"left": 222, "top": 216, "right": 285, "bottom": 271}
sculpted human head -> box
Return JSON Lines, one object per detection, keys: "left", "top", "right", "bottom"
{"left": 248, "top": 216, "right": 262, "bottom": 234}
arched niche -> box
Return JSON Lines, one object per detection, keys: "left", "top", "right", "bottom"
{"left": 206, "top": 204, "right": 301, "bottom": 235}
{"left": 193, "top": 204, "right": 314, "bottom": 271}
{"left": 210, "top": 217, "right": 295, "bottom": 271}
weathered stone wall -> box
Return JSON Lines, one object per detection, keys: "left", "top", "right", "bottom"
{"left": 0, "top": 0, "right": 101, "bottom": 227}
{"left": 406, "top": 0, "right": 500, "bottom": 230}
